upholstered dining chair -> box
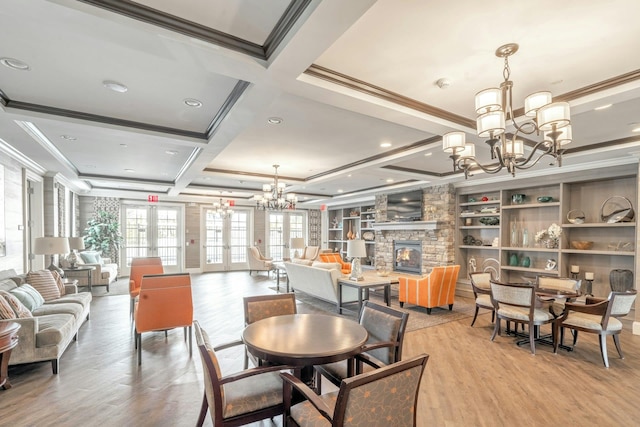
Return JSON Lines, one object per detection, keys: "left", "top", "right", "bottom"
{"left": 536, "top": 275, "right": 581, "bottom": 316}
{"left": 282, "top": 354, "right": 429, "bottom": 427}
{"left": 314, "top": 301, "right": 409, "bottom": 394}
{"left": 469, "top": 271, "right": 495, "bottom": 326}
{"left": 248, "top": 246, "right": 274, "bottom": 276}
{"left": 243, "top": 293, "right": 297, "bottom": 369}
{"left": 554, "top": 290, "right": 637, "bottom": 367}
{"left": 134, "top": 272, "right": 193, "bottom": 365}
{"left": 609, "top": 269, "right": 634, "bottom": 292}
{"left": 399, "top": 265, "right": 460, "bottom": 314}
{"left": 490, "top": 280, "right": 559, "bottom": 355}
{"left": 194, "top": 320, "right": 291, "bottom": 427}
{"left": 128, "top": 257, "right": 163, "bottom": 318}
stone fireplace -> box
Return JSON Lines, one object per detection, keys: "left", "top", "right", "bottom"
{"left": 393, "top": 240, "right": 422, "bottom": 274}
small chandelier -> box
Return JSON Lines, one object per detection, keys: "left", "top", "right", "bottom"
{"left": 254, "top": 164, "right": 297, "bottom": 211}
{"left": 213, "top": 198, "right": 234, "bottom": 218}
{"left": 442, "top": 43, "right": 572, "bottom": 179}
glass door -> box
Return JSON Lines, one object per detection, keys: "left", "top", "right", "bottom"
{"left": 122, "top": 204, "right": 183, "bottom": 275}
{"left": 202, "top": 208, "right": 251, "bottom": 272}
{"left": 266, "top": 211, "right": 307, "bottom": 260}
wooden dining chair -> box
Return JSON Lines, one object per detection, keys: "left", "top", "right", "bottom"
{"left": 554, "top": 290, "right": 637, "bottom": 367}
{"left": 194, "top": 320, "right": 291, "bottom": 427}
{"left": 536, "top": 275, "right": 581, "bottom": 316}
{"left": 314, "top": 300, "right": 409, "bottom": 394}
{"left": 282, "top": 354, "right": 429, "bottom": 427}
{"left": 469, "top": 271, "right": 495, "bottom": 326}
{"left": 243, "top": 293, "right": 297, "bottom": 368}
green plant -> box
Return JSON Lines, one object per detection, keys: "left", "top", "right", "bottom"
{"left": 83, "top": 210, "right": 123, "bottom": 256}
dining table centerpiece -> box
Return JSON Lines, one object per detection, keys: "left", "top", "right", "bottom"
{"left": 535, "top": 223, "right": 563, "bottom": 249}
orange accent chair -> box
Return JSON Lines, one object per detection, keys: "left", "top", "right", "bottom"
{"left": 318, "top": 252, "right": 351, "bottom": 274}
{"left": 399, "top": 265, "right": 460, "bottom": 314}
{"left": 129, "top": 257, "right": 164, "bottom": 317}
{"left": 134, "top": 272, "right": 193, "bottom": 365}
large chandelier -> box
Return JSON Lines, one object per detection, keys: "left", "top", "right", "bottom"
{"left": 254, "top": 164, "right": 297, "bottom": 210}
{"left": 442, "top": 43, "right": 571, "bottom": 179}
{"left": 212, "top": 198, "right": 233, "bottom": 218}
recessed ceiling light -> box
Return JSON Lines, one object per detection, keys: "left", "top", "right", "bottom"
{"left": 60, "top": 135, "right": 76, "bottom": 141}
{"left": 380, "top": 142, "right": 392, "bottom": 148}
{"left": 184, "top": 98, "right": 202, "bottom": 108}
{"left": 386, "top": 178, "right": 394, "bottom": 183}
{"left": 165, "top": 150, "right": 178, "bottom": 155}
{"left": 124, "top": 168, "right": 135, "bottom": 173}
{"left": 0, "top": 57, "right": 30, "bottom": 71}
{"left": 120, "top": 143, "right": 128, "bottom": 148}
{"left": 267, "top": 117, "right": 283, "bottom": 124}
{"left": 424, "top": 152, "right": 433, "bottom": 156}
{"left": 347, "top": 174, "right": 352, "bottom": 177}
{"left": 103, "top": 80, "right": 128, "bottom": 93}
{"left": 594, "top": 104, "right": 612, "bottom": 111}
{"left": 337, "top": 189, "right": 344, "bottom": 193}
{"left": 632, "top": 127, "right": 640, "bottom": 133}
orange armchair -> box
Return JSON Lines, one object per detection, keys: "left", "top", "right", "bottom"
{"left": 399, "top": 265, "right": 460, "bottom": 314}
{"left": 129, "top": 257, "right": 164, "bottom": 317}
{"left": 134, "top": 272, "right": 193, "bottom": 365}
{"left": 318, "top": 252, "right": 351, "bottom": 274}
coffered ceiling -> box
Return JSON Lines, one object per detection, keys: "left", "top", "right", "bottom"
{"left": 2, "top": 0, "right": 640, "bottom": 208}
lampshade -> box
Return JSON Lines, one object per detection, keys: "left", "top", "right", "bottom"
{"left": 290, "top": 237, "right": 305, "bottom": 250}
{"left": 346, "top": 239, "right": 367, "bottom": 258}
{"left": 459, "top": 143, "right": 476, "bottom": 158}
{"left": 475, "top": 88, "right": 502, "bottom": 113}
{"left": 477, "top": 111, "right": 506, "bottom": 138}
{"left": 68, "top": 237, "right": 85, "bottom": 251}
{"left": 504, "top": 139, "right": 524, "bottom": 157}
{"left": 34, "top": 237, "right": 70, "bottom": 255}
{"left": 536, "top": 102, "right": 570, "bottom": 131}
{"left": 544, "top": 124, "right": 573, "bottom": 145}
{"left": 442, "top": 131, "right": 466, "bottom": 152}
{"left": 524, "top": 91, "right": 552, "bottom": 117}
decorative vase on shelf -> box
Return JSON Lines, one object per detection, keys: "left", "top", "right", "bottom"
{"left": 509, "top": 253, "right": 519, "bottom": 266}
{"left": 511, "top": 222, "right": 518, "bottom": 247}
{"left": 522, "top": 228, "right": 529, "bottom": 247}
{"left": 543, "top": 238, "right": 559, "bottom": 249}
{"left": 521, "top": 256, "right": 531, "bottom": 268}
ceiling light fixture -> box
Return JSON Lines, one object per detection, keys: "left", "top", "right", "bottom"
{"left": 212, "top": 198, "right": 234, "bottom": 218}
{"left": 442, "top": 43, "right": 571, "bottom": 179}
{"left": 267, "top": 117, "right": 283, "bottom": 124}
{"left": 165, "top": 150, "right": 178, "bottom": 155}
{"left": 184, "top": 98, "right": 202, "bottom": 108}
{"left": 254, "top": 165, "right": 297, "bottom": 211}
{"left": 380, "top": 142, "right": 392, "bottom": 148}
{"left": 0, "top": 57, "right": 30, "bottom": 71}
{"left": 632, "top": 127, "right": 640, "bottom": 133}
{"left": 60, "top": 135, "right": 77, "bottom": 141}
{"left": 594, "top": 104, "right": 612, "bottom": 111}
{"left": 103, "top": 80, "right": 128, "bottom": 93}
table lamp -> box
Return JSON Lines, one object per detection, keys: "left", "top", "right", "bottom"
{"left": 347, "top": 239, "right": 367, "bottom": 281}
{"left": 290, "top": 237, "right": 306, "bottom": 259}
{"left": 33, "top": 236, "right": 70, "bottom": 275}
{"left": 67, "top": 237, "right": 85, "bottom": 269}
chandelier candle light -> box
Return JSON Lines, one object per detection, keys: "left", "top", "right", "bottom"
{"left": 442, "top": 43, "right": 572, "bottom": 178}
{"left": 254, "top": 165, "right": 297, "bottom": 211}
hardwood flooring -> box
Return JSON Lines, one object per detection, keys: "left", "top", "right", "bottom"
{"left": 1, "top": 271, "right": 639, "bottom": 426}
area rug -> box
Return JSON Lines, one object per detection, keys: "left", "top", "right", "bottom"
{"left": 270, "top": 286, "right": 476, "bottom": 332}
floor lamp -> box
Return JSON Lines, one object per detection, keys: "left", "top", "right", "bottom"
{"left": 33, "top": 237, "right": 70, "bottom": 275}
{"left": 347, "top": 239, "right": 367, "bottom": 281}
{"left": 67, "top": 237, "right": 85, "bottom": 269}
{"left": 290, "top": 237, "right": 306, "bottom": 259}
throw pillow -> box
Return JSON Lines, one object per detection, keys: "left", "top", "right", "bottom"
{"left": 51, "top": 270, "right": 66, "bottom": 296}
{"left": 0, "top": 294, "right": 17, "bottom": 319}
{"left": 10, "top": 284, "right": 45, "bottom": 311}
{"left": 27, "top": 270, "right": 61, "bottom": 301}
{"left": 0, "top": 290, "right": 33, "bottom": 318}
{"left": 80, "top": 251, "right": 99, "bottom": 264}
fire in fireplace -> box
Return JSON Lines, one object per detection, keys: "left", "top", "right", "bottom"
{"left": 393, "top": 240, "right": 422, "bottom": 274}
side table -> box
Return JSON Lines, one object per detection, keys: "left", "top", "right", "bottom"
{"left": 0, "top": 321, "right": 20, "bottom": 390}
{"left": 63, "top": 266, "right": 96, "bottom": 292}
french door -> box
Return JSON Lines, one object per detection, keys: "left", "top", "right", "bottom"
{"left": 202, "top": 208, "right": 251, "bottom": 272}
{"left": 122, "top": 204, "right": 183, "bottom": 274}
{"left": 266, "top": 211, "right": 306, "bottom": 260}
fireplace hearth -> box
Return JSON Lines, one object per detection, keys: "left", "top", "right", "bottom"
{"left": 393, "top": 240, "right": 422, "bottom": 274}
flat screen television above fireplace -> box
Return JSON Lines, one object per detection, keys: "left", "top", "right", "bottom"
{"left": 386, "top": 190, "right": 423, "bottom": 222}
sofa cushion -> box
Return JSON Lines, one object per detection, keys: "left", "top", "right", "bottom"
{"left": 36, "top": 314, "right": 76, "bottom": 347}
{"left": 0, "top": 278, "right": 18, "bottom": 293}
{"left": 0, "top": 290, "right": 33, "bottom": 318}
{"left": 0, "top": 294, "right": 17, "bottom": 319}
{"left": 32, "top": 302, "right": 85, "bottom": 320}
{"left": 51, "top": 270, "right": 66, "bottom": 296}
{"left": 311, "top": 261, "right": 341, "bottom": 271}
{"left": 27, "top": 270, "right": 61, "bottom": 301}
{"left": 292, "top": 258, "right": 313, "bottom": 266}
{"left": 80, "top": 251, "right": 102, "bottom": 264}
{"left": 46, "top": 292, "right": 92, "bottom": 307}
{"left": 10, "top": 284, "right": 45, "bottom": 311}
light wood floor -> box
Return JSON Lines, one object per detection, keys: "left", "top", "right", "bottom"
{"left": 2, "top": 271, "right": 639, "bottom": 426}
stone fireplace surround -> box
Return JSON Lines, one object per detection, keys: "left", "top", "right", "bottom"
{"left": 373, "top": 185, "right": 456, "bottom": 275}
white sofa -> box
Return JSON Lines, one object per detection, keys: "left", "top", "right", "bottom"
{"left": 62, "top": 251, "right": 118, "bottom": 292}
{"left": 283, "top": 261, "right": 359, "bottom": 311}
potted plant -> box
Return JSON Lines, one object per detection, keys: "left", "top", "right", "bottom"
{"left": 83, "top": 210, "right": 123, "bottom": 262}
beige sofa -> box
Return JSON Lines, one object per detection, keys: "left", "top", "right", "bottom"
{"left": 62, "top": 250, "right": 118, "bottom": 291}
{"left": 0, "top": 269, "right": 92, "bottom": 374}
{"left": 283, "top": 261, "right": 359, "bottom": 311}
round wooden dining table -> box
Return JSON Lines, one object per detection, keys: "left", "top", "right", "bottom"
{"left": 242, "top": 313, "right": 368, "bottom": 385}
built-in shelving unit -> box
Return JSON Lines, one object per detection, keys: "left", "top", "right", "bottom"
{"left": 455, "top": 172, "right": 638, "bottom": 297}
{"left": 327, "top": 205, "right": 376, "bottom": 266}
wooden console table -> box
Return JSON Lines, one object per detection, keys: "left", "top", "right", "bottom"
{"left": 0, "top": 321, "right": 20, "bottom": 390}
